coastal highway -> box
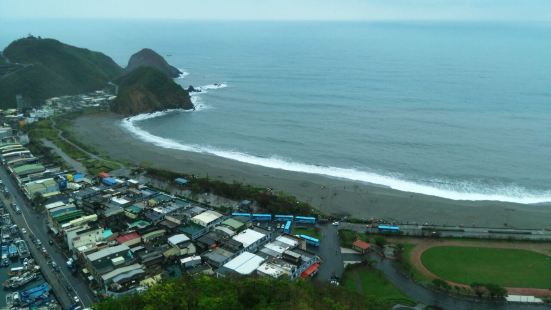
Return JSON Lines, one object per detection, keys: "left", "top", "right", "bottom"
{"left": 0, "top": 165, "right": 96, "bottom": 308}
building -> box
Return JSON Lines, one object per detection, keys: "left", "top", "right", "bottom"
{"left": 231, "top": 228, "right": 268, "bottom": 252}
{"left": 68, "top": 227, "right": 104, "bottom": 250}
{"left": 191, "top": 210, "right": 223, "bottom": 228}
{"left": 101, "top": 263, "right": 145, "bottom": 292}
{"left": 85, "top": 244, "right": 134, "bottom": 283}
{"left": 220, "top": 251, "right": 265, "bottom": 276}
{"left": 203, "top": 248, "right": 235, "bottom": 268}
{"left": 116, "top": 232, "right": 142, "bottom": 247}
{"left": 352, "top": 240, "right": 370, "bottom": 254}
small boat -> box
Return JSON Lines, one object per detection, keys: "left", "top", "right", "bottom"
{"left": 19, "top": 282, "right": 50, "bottom": 307}
{"left": 8, "top": 243, "right": 18, "bottom": 259}
{"left": 3, "top": 272, "right": 37, "bottom": 289}
{"left": 16, "top": 240, "right": 29, "bottom": 258}
{"left": 1, "top": 254, "right": 9, "bottom": 267}
{"left": 8, "top": 266, "right": 23, "bottom": 276}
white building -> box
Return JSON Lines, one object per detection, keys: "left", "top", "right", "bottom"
{"left": 222, "top": 251, "right": 265, "bottom": 275}
{"left": 191, "top": 210, "right": 223, "bottom": 228}
{"left": 231, "top": 229, "right": 268, "bottom": 252}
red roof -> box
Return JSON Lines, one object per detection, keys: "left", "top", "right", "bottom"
{"left": 116, "top": 232, "right": 141, "bottom": 244}
{"left": 98, "top": 172, "right": 110, "bottom": 178}
{"left": 352, "top": 239, "right": 370, "bottom": 250}
{"left": 300, "top": 262, "right": 320, "bottom": 278}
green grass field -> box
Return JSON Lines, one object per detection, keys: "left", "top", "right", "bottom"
{"left": 342, "top": 266, "right": 413, "bottom": 306}
{"left": 421, "top": 246, "right": 551, "bottom": 288}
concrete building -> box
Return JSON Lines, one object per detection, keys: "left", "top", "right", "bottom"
{"left": 221, "top": 251, "right": 265, "bottom": 276}
{"left": 191, "top": 210, "right": 224, "bottom": 228}
{"left": 231, "top": 228, "right": 268, "bottom": 252}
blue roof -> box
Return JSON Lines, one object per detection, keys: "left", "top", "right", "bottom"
{"left": 378, "top": 225, "right": 400, "bottom": 230}
{"left": 103, "top": 229, "right": 113, "bottom": 240}
{"left": 102, "top": 177, "right": 118, "bottom": 186}
{"left": 299, "top": 234, "right": 320, "bottom": 243}
{"left": 174, "top": 177, "right": 189, "bottom": 184}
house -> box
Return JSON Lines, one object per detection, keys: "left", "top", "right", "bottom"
{"left": 116, "top": 232, "right": 142, "bottom": 247}
{"left": 84, "top": 244, "right": 134, "bottom": 283}
{"left": 101, "top": 263, "right": 145, "bottom": 293}
{"left": 352, "top": 240, "right": 370, "bottom": 254}
{"left": 203, "top": 248, "right": 235, "bottom": 268}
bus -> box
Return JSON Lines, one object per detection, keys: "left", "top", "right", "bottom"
{"left": 295, "top": 216, "right": 316, "bottom": 224}
{"left": 298, "top": 234, "right": 320, "bottom": 247}
{"left": 284, "top": 221, "right": 292, "bottom": 233}
{"left": 377, "top": 225, "right": 400, "bottom": 233}
{"left": 252, "top": 214, "right": 272, "bottom": 221}
{"left": 274, "top": 215, "right": 294, "bottom": 222}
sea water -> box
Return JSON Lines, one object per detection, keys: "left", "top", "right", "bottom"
{"left": 2, "top": 20, "right": 551, "bottom": 203}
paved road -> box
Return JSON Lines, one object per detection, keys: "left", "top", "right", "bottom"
{"left": 41, "top": 138, "right": 87, "bottom": 173}
{"left": 0, "top": 165, "right": 96, "bottom": 308}
{"left": 314, "top": 224, "right": 344, "bottom": 281}
{"left": 0, "top": 193, "right": 72, "bottom": 309}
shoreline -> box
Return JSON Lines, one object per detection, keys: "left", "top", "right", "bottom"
{"left": 73, "top": 112, "right": 551, "bottom": 229}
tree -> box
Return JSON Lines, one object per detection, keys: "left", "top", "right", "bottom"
{"left": 485, "top": 283, "right": 507, "bottom": 299}
{"left": 374, "top": 236, "right": 386, "bottom": 247}
{"left": 432, "top": 278, "right": 451, "bottom": 291}
{"left": 470, "top": 282, "right": 486, "bottom": 298}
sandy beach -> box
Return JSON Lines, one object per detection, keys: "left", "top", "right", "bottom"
{"left": 73, "top": 113, "right": 551, "bottom": 229}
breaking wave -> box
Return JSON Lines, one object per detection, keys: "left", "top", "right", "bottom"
{"left": 121, "top": 111, "right": 551, "bottom": 204}
{"left": 177, "top": 69, "right": 189, "bottom": 79}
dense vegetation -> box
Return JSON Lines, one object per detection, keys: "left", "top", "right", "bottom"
{"left": 95, "top": 275, "right": 386, "bottom": 310}
{"left": 146, "top": 167, "right": 318, "bottom": 216}
{"left": 0, "top": 36, "right": 122, "bottom": 107}
{"left": 421, "top": 246, "right": 551, "bottom": 288}
{"left": 112, "top": 66, "right": 193, "bottom": 115}
{"left": 126, "top": 48, "right": 182, "bottom": 78}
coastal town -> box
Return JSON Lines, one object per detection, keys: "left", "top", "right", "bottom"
{"left": 0, "top": 92, "right": 546, "bottom": 310}
{"left": 0, "top": 30, "right": 550, "bottom": 309}
{"left": 0, "top": 96, "right": 339, "bottom": 309}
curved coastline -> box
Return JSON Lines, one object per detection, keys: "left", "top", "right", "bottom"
{"left": 122, "top": 110, "right": 551, "bottom": 205}
{"left": 74, "top": 112, "right": 551, "bottom": 229}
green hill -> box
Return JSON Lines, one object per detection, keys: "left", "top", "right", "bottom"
{"left": 95, "top": 275, "right": 386, "bottom": 310}
{"left": 0, "top": 36, "right": 123, "bottom": 107}
{"left": 111, "top": 66, "right": 193, "bottom": 115}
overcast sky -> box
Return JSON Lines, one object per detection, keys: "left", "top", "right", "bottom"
{"left": 1, "top": 0, "right": 550, "bottom": 21}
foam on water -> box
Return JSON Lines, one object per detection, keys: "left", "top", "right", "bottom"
{"left": 121, "top": 111, "right": 551, "bottom": 204}
{"left": 177, "top": 69, "right": 189, "bottom": 79}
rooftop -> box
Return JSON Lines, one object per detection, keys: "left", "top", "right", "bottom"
{"left": 87, "top": 244, "right": 130, "bottom": 262}
{"left": 192, "top": 210, "right": 223, "bottom": 226}
{"left": 168, "top": 234, "right": 190, "bottom": 246}
{"left": 223, "top": 251, "right": 265, "bottom": 275}
{"left": 232, "top": 229, "right": 266, "bottom": 248}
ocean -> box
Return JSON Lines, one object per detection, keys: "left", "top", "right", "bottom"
{"left": 2, "top": 20, "right": 551, "bottom": 204}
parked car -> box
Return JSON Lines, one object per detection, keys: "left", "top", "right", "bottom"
{"left": 21, "top": 228, "right": 27, "bottom": 234}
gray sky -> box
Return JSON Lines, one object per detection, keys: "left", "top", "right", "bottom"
{"left": 1, "top": 0, "right": 550, "bottom": 21}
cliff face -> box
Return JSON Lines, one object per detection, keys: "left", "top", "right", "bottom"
{"left": 0, "top": 37, "right": 123, "bottom": 107}
{"left": 126, "top": 48, "right": 182, "bottom": 78}
{"left": 111, "top": 66, "right": 193, "bottom": 116}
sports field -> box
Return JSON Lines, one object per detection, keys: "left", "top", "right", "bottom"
{"left": 421, "top": 246, "right": 551, "bottom": 288}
